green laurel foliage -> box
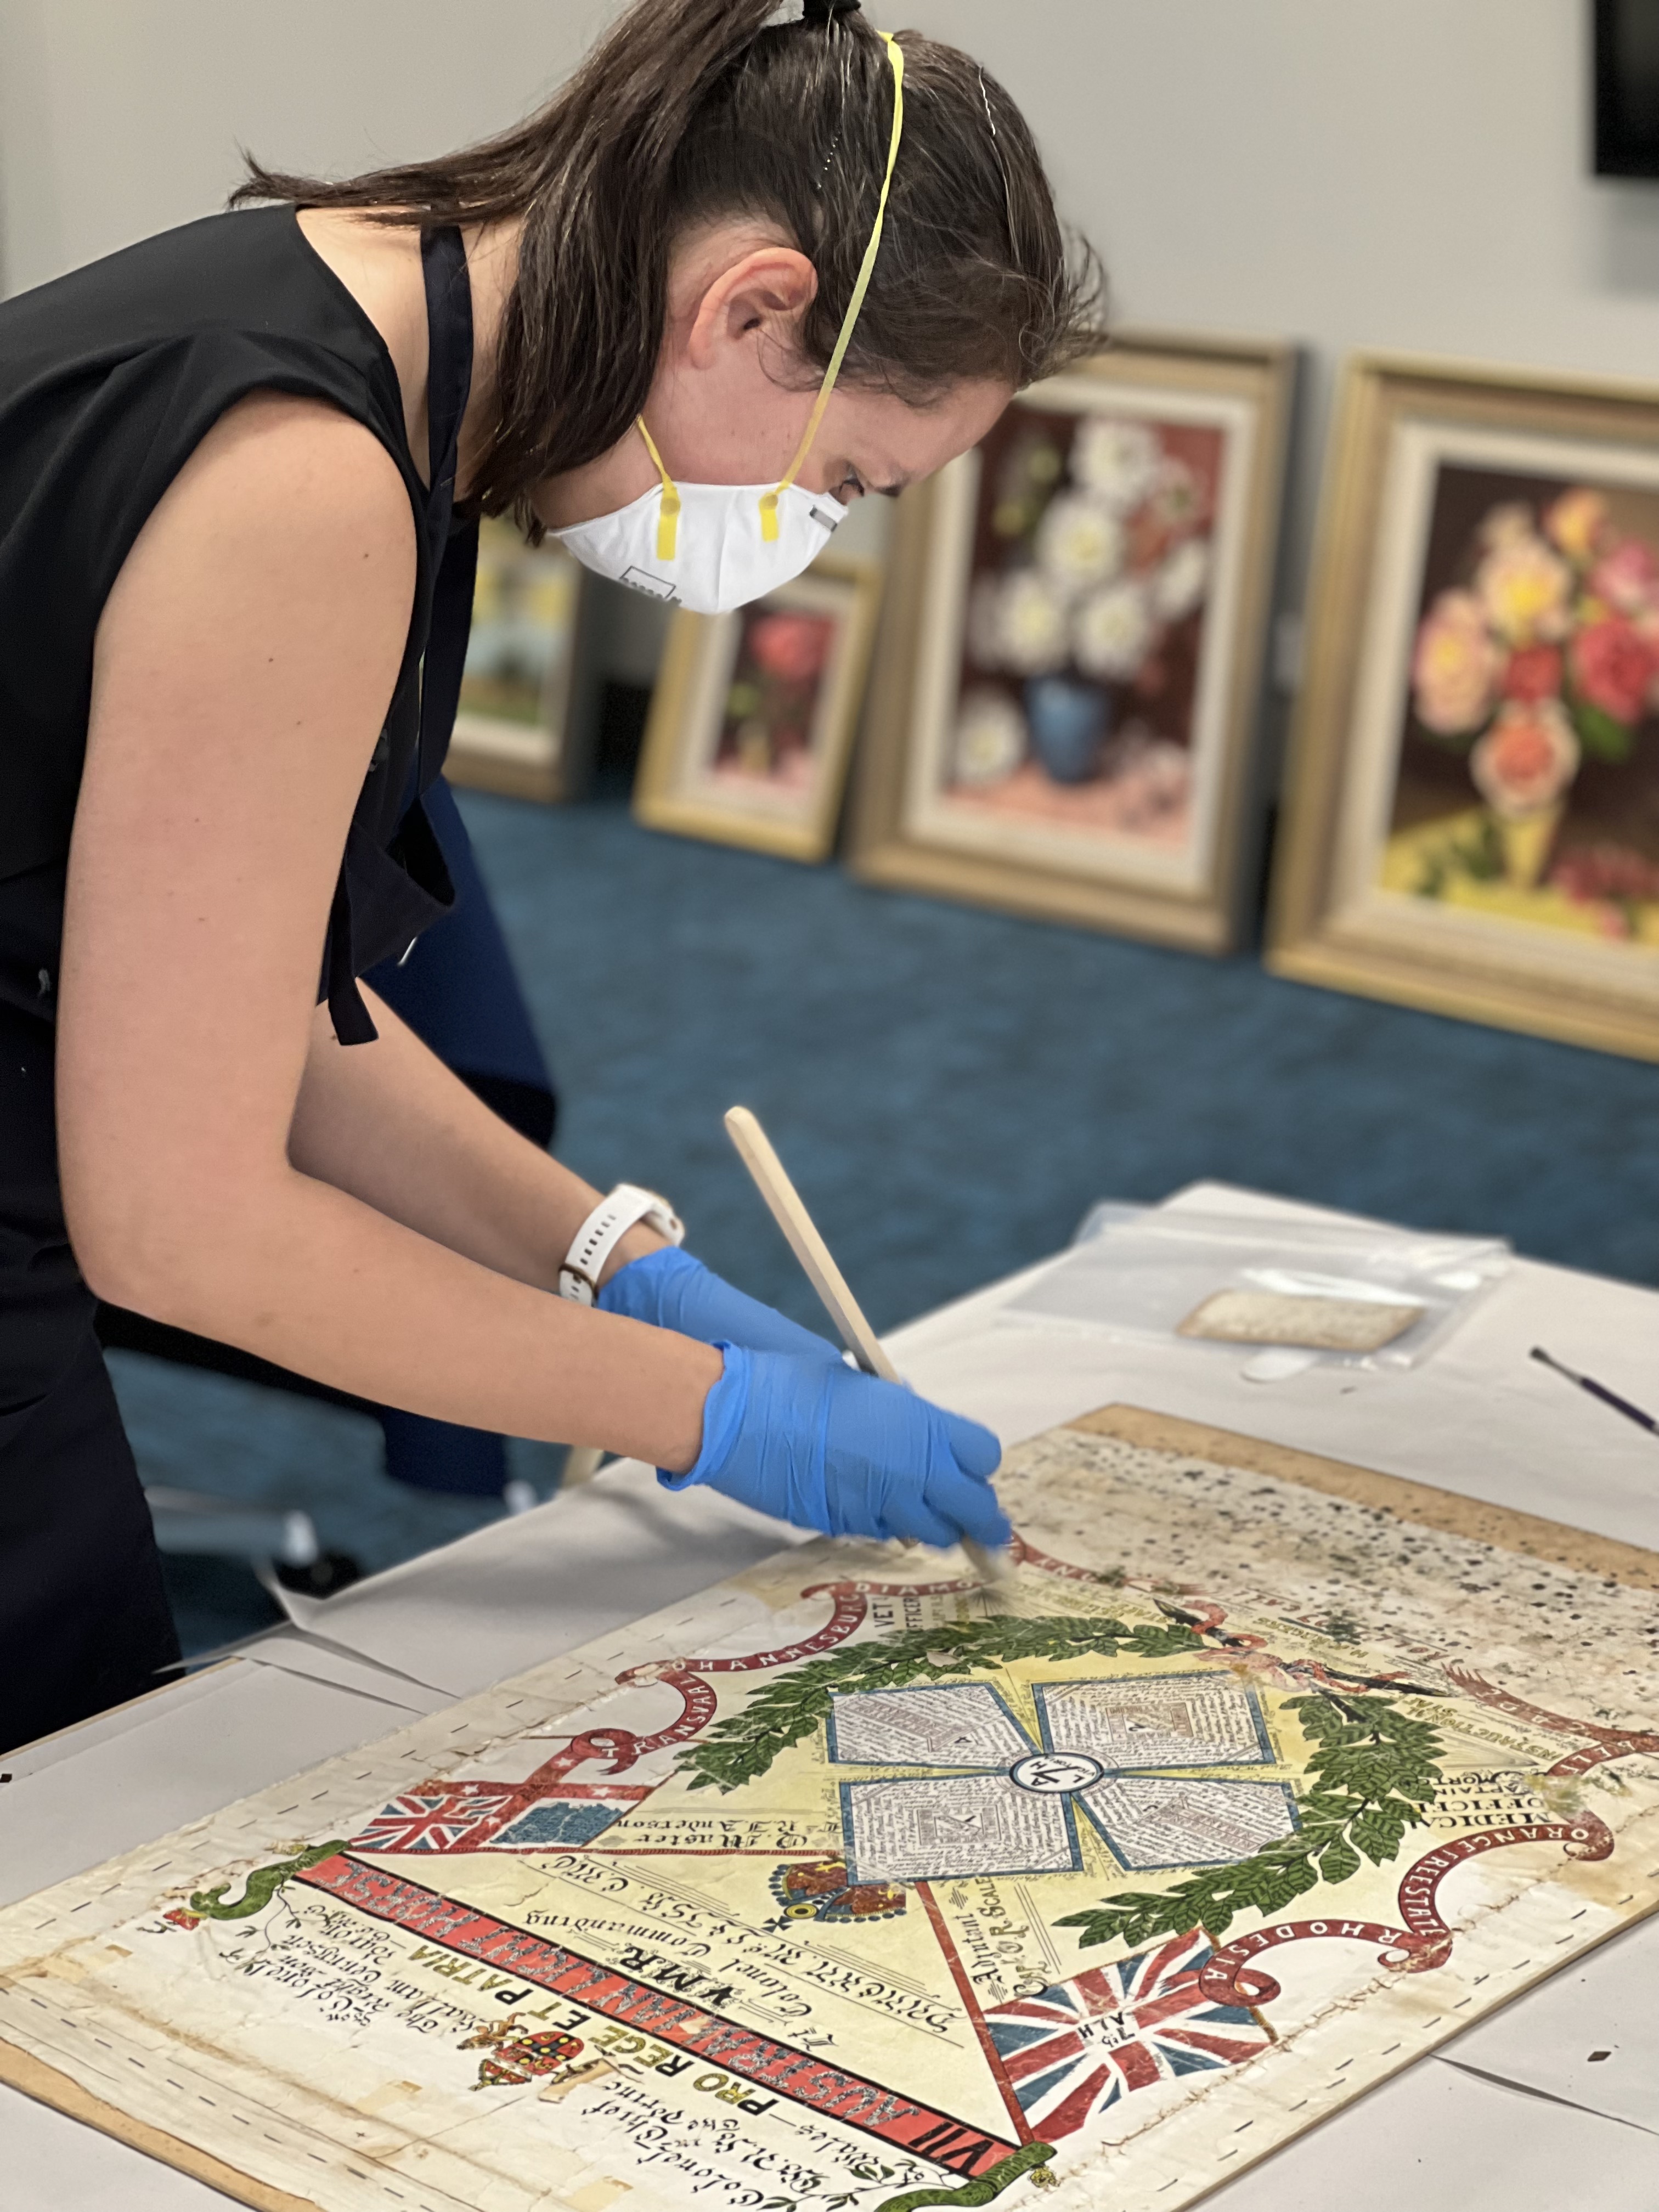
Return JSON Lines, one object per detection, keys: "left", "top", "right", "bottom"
{"left": 676, "top": 1615, "right": 1202, "bottom": 1794}
{"left": 1054, "top": 1690, "right": 1444, "bottom": 1953}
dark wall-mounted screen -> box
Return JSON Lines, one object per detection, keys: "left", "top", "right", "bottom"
{"left": 1596, "top": 0, "right": 1659, "bottom": 176}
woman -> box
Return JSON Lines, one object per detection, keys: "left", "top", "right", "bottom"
{"left": 0, "top": 0, "right": 1102, "bottom": 1750}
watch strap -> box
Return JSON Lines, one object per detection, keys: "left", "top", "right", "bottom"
{"left": 559, "top": 1184, "right": 686, "bottom": 1305}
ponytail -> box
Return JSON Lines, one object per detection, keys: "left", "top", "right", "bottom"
{"left": 236, "top": 0, "right": 1103, "bottom": 522}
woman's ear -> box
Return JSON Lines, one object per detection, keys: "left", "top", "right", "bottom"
{"left": 686, "top": 245, "right": 819, "bottom": 371}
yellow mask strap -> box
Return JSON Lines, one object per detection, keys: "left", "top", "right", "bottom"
{"left": 759, "top": 29, "right": 905, "bottom": 544}
{"left": 635, "top": 415, "right": 682, "bottom": 561}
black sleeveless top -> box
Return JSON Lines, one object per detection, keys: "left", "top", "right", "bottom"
{"left": 0, "top": 203, "right": 481, "bottom": 1047}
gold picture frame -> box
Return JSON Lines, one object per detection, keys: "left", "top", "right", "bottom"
{"left": 445, "top": 518, "right": 589, "bottom": 804}
{"left": 633, "top": 554, "right": 882, "bottom": 862}
{"left": 1268, "top": 353, "right": 1659, "bottom": 1062}
{"left": 844, "top": 334, "right": 1297, "bottom": 952}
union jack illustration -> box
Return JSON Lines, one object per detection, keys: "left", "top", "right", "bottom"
{"left": 985, "top": 1930, "right": 1271, "bottom": 2141}
{"left": 349, "top": 1788, "right": 519, "bottom": 1854}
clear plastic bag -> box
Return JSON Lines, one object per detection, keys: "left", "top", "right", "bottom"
{"left": 1005, "top": 1204, "right": 1510, "bottom": 1370}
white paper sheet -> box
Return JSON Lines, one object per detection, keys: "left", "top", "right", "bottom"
{"left": 0, "top": 1661, "right": 400, "bottom": 1909}
{"left": 3, "top": 1661, "right": 241, "bottom": 1782}
{"left": 272, "top": 1455, "right": 806, "bottom": 1696}
{"left": 1440, "top": 1912, "right": 1659, "bottom": 2136}
{"left": 1204, "top": 2052, "right": 1659, "bottom": 2212}
{"left": 236, "top": 1628, "right": 454, "bottom": 1714}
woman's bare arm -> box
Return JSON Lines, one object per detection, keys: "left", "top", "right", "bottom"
{"left": 58, "top": 392, "right": 717, "bottom": 1468}
{"left": 290, "top": 985, "right": 661, "bottom": 1296}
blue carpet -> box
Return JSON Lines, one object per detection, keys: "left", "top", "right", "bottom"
{"left": 125, "top": 787, "right": 1657, "bottom": 1655}
{"left": 476, "top": 793, "right": 1657, "bottom": 1317}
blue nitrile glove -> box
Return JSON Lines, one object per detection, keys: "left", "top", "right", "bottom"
{"left": 661, "top": 1344, "right": 1011, "bottom": 1550}
{"left": 598, "top": 1244, "right": 839, "bottom": 1362}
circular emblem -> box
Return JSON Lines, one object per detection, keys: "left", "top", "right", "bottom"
{"left": 1009, "top": 1751, "right": 1106, "bottom": 1794}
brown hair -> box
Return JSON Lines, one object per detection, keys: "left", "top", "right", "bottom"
{"left": 235, "top": 0, "right": 1105, "bottom": 521}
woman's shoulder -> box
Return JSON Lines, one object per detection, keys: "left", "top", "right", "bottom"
{"left": 177, "top": 387, "right": 416, "bottom": 550}
{"left": 0, "top": 204, "right": 424, "bottom": 608}
{"left": 0, "top": 206, "right": 402, "bottom": 426}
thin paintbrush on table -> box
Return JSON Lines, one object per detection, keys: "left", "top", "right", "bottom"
{"left": 1530, "top": 1346, "right": 1658, "bottom": 1441}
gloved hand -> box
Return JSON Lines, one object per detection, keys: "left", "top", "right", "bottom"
{"left": 599, "top": 1244, "right": 838, "bottom": 1363}
{"left": 662, "top": 1344, "right": 1011, "bottom": 1551}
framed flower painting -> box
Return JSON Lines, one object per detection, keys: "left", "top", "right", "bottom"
{"left": 845, "top": 335, "right": 1296, "bottom": 950}
{"left": 632, "top": 556, "right": 881, "bottom": 861}
{"left": 445, "top": 518, "right": 590, "bottom": 804}
{"left": 1269, "top": 355, "right": 1659, "bottom": 1060}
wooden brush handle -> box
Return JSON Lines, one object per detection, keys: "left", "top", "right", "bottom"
{"left": 723, "top": 1107, "right": 899, "bottom": 1383}
{"left": 723, "top": 1105, "right": 1016, "bottom": 1589}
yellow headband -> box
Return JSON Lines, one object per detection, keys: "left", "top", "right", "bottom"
{"left": 639, "top": 30, "right": 906, "bottom": 562}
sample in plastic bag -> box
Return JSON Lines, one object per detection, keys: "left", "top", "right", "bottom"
{"left": 1005, "top": 1204, "right": 1510, "bottom": 1369}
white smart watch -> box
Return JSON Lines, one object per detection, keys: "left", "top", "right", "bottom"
{"left": 557, "top": 1183, "right": 685, "bottom": 1306}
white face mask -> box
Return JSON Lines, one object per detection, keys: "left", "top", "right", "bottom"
{"left": 552, "top": 465, "right": 847, "bottom": 618}
{"left": 549, "top": 28, "right": 906, "bottom": 618}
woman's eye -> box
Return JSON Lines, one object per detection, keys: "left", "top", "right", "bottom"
{"left": 837, "top": 469, "right": 866, "bottom": 500}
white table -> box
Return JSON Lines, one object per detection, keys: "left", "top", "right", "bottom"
{"left": 5, "top": 1183, "right": 1656, "bottom": 2209}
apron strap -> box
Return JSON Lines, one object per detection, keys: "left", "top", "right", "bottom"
{"left": 324, "top": 866, "right": 377, "bottom": 1046}
{"left": 419, "top": 521, "right": 478, "bottom": 795}
{"left": 416, "top": 225, "right": 478, "bottom": 795}
{"left": 321, "top": 227, "right": 477, "bottom": 1043}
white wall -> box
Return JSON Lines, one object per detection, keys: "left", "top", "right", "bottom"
{"left": 0, "top": 1, "right": 601, "bottom": 296}
{"left": 6, "top": 0, "right": 1658, "bottom": 650}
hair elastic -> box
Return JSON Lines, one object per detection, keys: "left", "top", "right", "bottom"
{"left": 764, "top": 0, "right": 860, "bottom": 22}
